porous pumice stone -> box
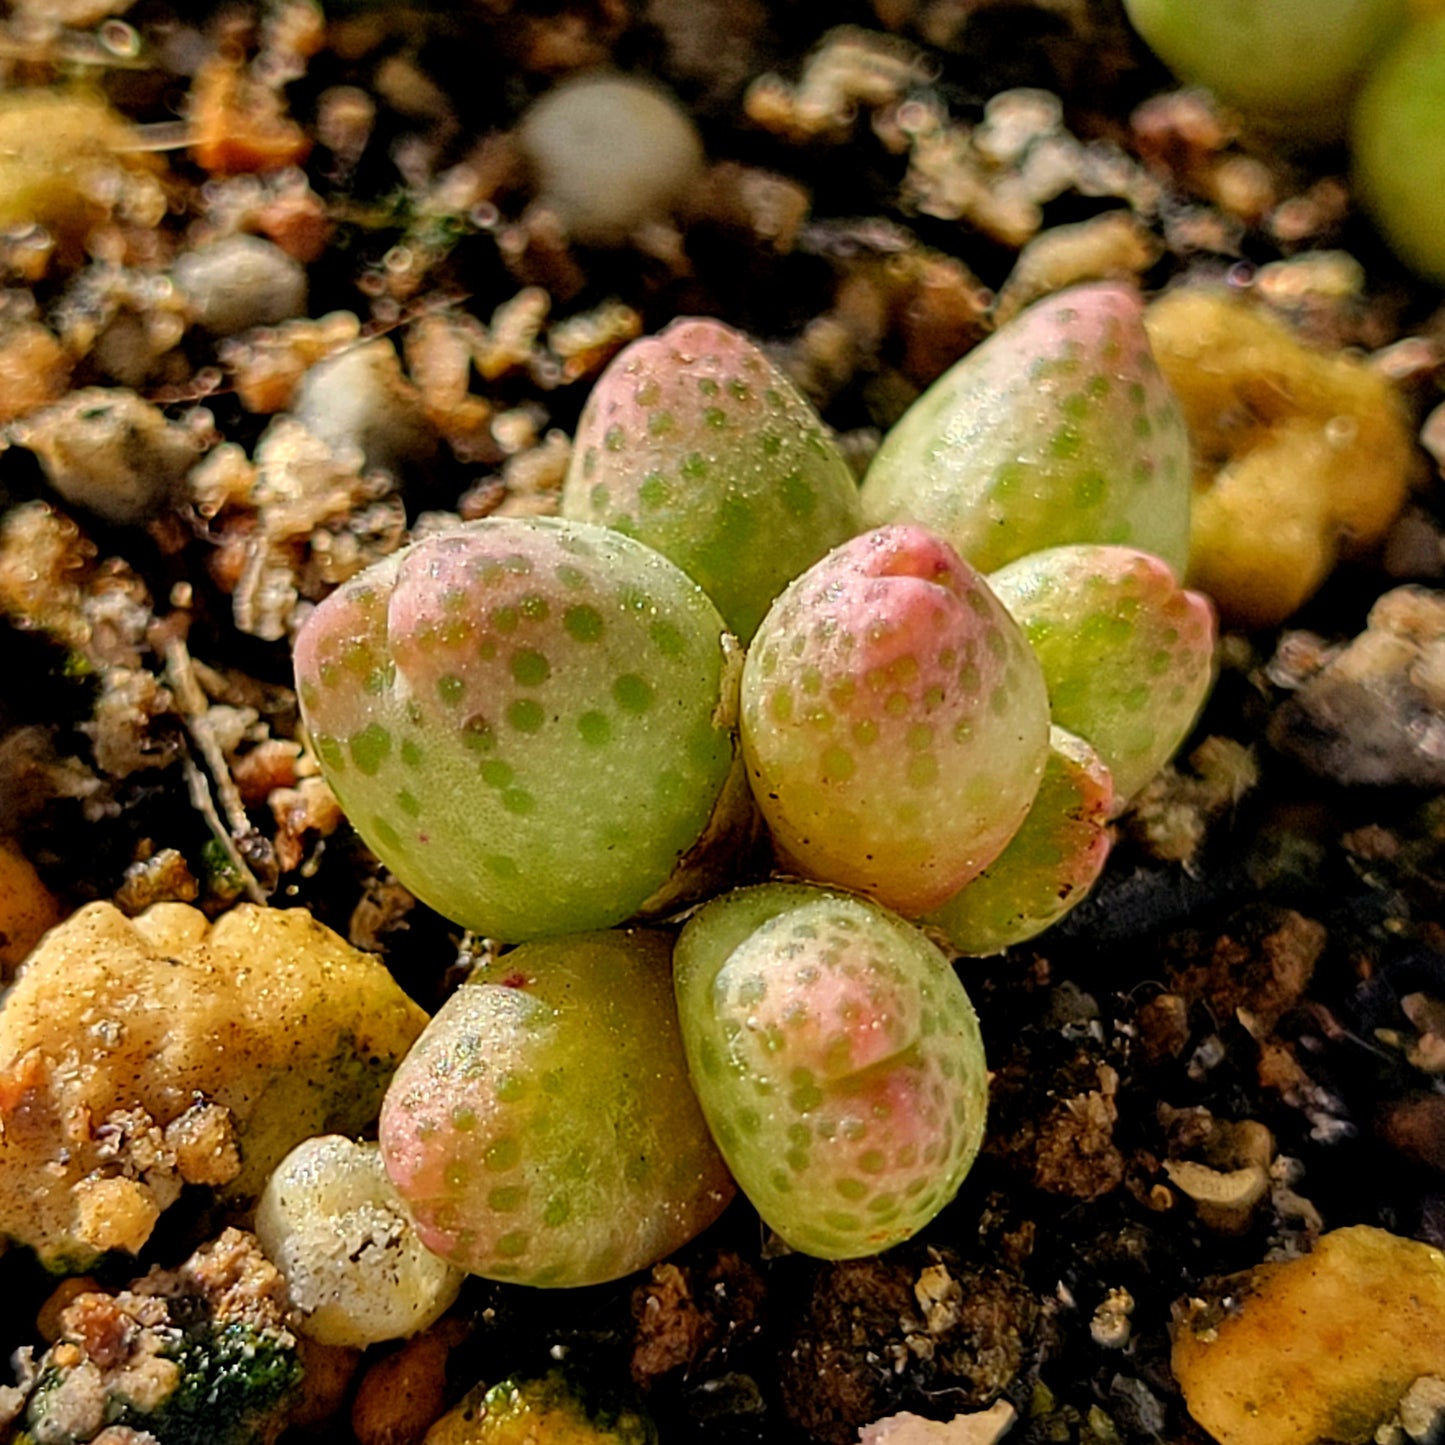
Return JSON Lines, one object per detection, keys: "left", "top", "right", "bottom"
{"left": 1144, "top": 287, "right": 1413, "bottom": 627}
{"left": 988, "top": 544, "right": 1216, "bottom": 806}
{"left": 740, "top": 525, "right": 1050, "bottom": 916}
{"left": 674, "top": 883, "right": 989, "bottom": 1260}
{"left": 256, "top": 1136, "right": 463, "bottom": 1348}
{"left": 379, "top": 930, "right": 735, "bottom": 1288}
{"left": 293, "top": 517, "right": 735, "bottom": 942}
{"left": 561, "top": 316, "right": 863, "bottom": 641}
{"left": 861, "top": 282, "right": 1192, "bottom": 578}
{"left": 925, "top": 725, "right": 1114, "bottom": 956}
{"left": 0, "top": 900, "right": 427, "bottom": 1270}
{"left": 517, "top": 72, "right": 704, "bottom": 246}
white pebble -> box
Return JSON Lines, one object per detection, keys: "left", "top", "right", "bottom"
{"left": 289, "top": 337, "right": 436, "bottom": 478}
{"left": 174, "top": 235, "right": 307, "bottom": 337}
{"left": 518, "top": 73, "right": 704, "bottom": 245}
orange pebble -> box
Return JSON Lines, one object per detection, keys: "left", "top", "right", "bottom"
{"left": 189, "top": 57, "right": 312, "bottom": 176}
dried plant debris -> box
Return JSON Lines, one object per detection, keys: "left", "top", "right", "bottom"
{"left": 0, "top": 3, "right": 1444, "bottom": 1445}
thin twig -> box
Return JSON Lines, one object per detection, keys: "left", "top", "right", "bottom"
{"left": 163, "top": 635, "right": 270, "bottom": 904}
{"left": 163, "top": 636, "right": 255, "bottom": 840}
{"left": 178, "top": 748, "right": 267, "bottom": 906}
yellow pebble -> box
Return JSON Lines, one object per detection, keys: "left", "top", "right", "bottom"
{"left": 0, "top": 900, "right": 427, "bottom": 1267}
{"left": 425, "top": 1372, "right": 652, "bottom": 1445}
{"left": 0, "top": 91, "right": 148, "bottom": 250}
{"left": 1172, "top": 1224, "right": 1445, "bottom": 1445}
{"left": 1145, "top": 289, "right": 1414, "bottom": 627}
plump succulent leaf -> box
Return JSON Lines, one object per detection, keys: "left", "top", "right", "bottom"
{"left": 561, "top": 317, "right": 863, "bottom": 641}
{"left": 294, "top": 517, "right": 736, "bottom": 941}
{"left": 380, "top": 930, "right": 735, "bottom": 1288}
{"left": 861, "top": 283, "right": 1191, "bottom": 577}
{"left": 674, "top": 883, "right": 988, "bottom": 1260}
{"left": 924, "top": 726, "right": 1113, "bottom": 956}
{"left": 988, "top": 545, "right": 1215, "bottom": 804}
{"left": 741, "top": 525, "right": 1049, "bottom": 915}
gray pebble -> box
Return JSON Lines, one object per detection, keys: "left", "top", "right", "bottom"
{"left": 1270, "top": 586, "right": 1445, "bottom": 787}
{"left": 288, "top": 338, "right": 436, "bottom": 481}
{"left": 14, "top": 388, "right": 203, "bottom": 525}
{"left": 174, "top": 235, "right": 308, "bottom": 337}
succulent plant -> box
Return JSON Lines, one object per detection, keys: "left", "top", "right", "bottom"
{"left": 379, "top": 929, "right": 734, "bottom": 1287}
{"left": 860, "top": 283, "right": 1192, "bottom": 578}
{"left": 290, "top": 306, "right": 1226, "bottom": 1297}
{"left": 293, "top": 516, "right": 737, "bottom": 942}
{"left": 924, "top": 726, "right": 1113, "bottom": 956}
{"left": 673, "top": 883, "right": 988, "bottom": 1260}
{"left": 988, "top": 545, "right": 1215, "bottom": 805}
{"left": 740, "top": 525, "right": 1050, "bottom": 916}
{"left": 562, "top": 317, "right": 863, "bottom": 641}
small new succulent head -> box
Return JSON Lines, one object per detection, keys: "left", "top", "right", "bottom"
{"left": 673, "top": 882, "right": 988, "bottom": 1260}
{"left": 294, "top": 516, "right": 736, "bottom": 941}
{"left": 380, "top": 929, "right": 734, "bottom": 1287}
{"left": 561, "top": 316, "right": 864, "bottom": 642}
{"left": 740, "top": 525, "right": 1050, "bottom": 916}
{"left": 925, "top": 725, "right": 1114, "bottom": 956}
{"left": 987, "top": 544, "right": 1216, "bottom": 805}
{"left": 861, "top": 282, "right": 1192, "bottom": 577}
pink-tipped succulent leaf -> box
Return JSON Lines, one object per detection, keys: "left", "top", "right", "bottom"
{"left": 988, "top": 544, "right": 1216, "bottom": 805}
{"left": 740, "top": 525, "right": 1050, "bottom": 916}
{"left": 861, "top": 282, "right": 1192, "bottom": 576}
{"left": 673, "top": 883, "right": 988, "bottom": 1260}
{"left": 294, "top": 516, "right": 735, "bottom": 942}
{"left": 562, "top": 317, "right": 864, "bottom": 641}
{"left": 381, "top": 929, "right": 734, "bottom": 1287}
